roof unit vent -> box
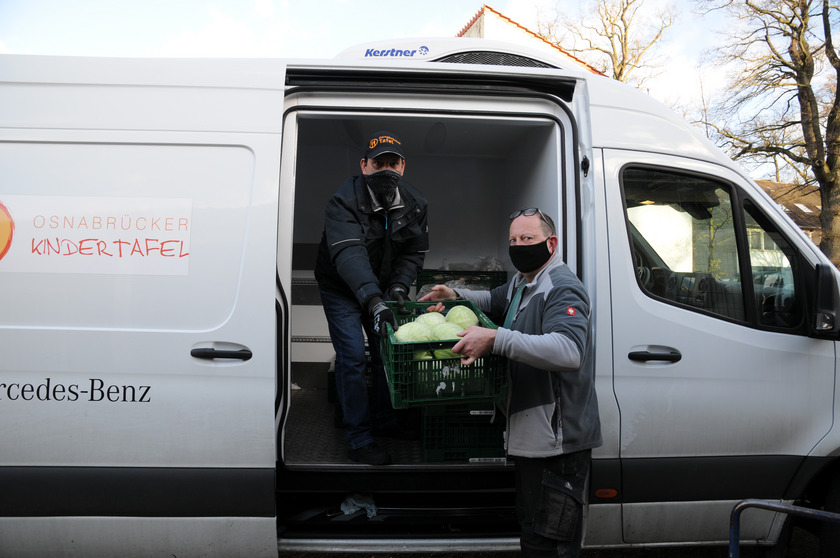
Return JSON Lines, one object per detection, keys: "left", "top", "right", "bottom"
{"left": 434, "top": 51, "right": 557, "bottom": 69}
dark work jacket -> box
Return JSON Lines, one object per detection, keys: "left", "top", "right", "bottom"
{"left": 314, "top": 175, "right": 429, "bottom": 307}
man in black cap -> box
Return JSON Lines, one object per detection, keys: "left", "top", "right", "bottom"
{"left": 314, "top": 131, "right": 429, "bottom": 465}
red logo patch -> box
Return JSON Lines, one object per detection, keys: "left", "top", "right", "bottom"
{"left": 566, "top": 307, "right": 576, "bottom": 316}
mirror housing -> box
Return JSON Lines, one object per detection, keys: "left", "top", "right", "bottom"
{"left": 811, "top": 263, "right": 840, "bottom": 338}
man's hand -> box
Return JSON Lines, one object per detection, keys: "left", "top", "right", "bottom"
{"left": 418, "top": 285, "right": 457, "bottom": 314}
{"left": 386, "top": 284, "right": 409, "bottom": 313}
{"left": 367, "top": 296, "right": 398, "bottom": 335}
{"left": 418, "top": 284, "right": 457, "bottom": 302}
{"left": 452, "top": 326, "right": 496, "bottom": 366}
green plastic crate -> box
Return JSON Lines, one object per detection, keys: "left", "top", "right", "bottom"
{"left": 416, "top": 269, "right": 508, "bottom": 291}
{"left": 381, "top": 300, "right": 507, "bottom": 409}
{"left": 422, "top": 403, "right": 506, "bottom": 462}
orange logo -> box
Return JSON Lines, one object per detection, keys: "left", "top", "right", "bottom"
{"left": 369, "top": 135, "right": 401, "bottom": 149}
{"left": 0, "top": 201, "right": 14, "bottom": 261}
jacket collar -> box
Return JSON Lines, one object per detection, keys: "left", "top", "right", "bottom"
{"left": 367, "top": 184, "right": 404, "bottom": 212}
{"left": 514, "top": 251, "right": 563, "bottom": 288}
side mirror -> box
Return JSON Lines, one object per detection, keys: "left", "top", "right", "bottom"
{"left": 812, "top": 263, "right": 840, "bottom": 337}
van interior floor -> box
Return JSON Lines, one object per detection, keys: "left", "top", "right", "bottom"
{"left": 283, "top": 386, "right": 425, "bottom": 465}
{"left": 279, "top": 375, "right": 520, "bottom": 539}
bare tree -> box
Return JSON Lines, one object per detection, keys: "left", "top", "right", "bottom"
{"left": 702, "top": 0, "right": 840, "bottom": 265}
{"left": 537, "top": 0, "right": 676, "bottom": 86}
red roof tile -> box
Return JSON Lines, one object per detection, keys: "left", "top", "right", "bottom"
{"left": 457, "top": 4, "right": 604, "bottom": 75}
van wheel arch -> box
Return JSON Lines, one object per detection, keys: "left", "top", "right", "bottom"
{"left": 818, "top": 469, "right": 840, "bottom": 557}
{"left": 759, "top": 514, "right": 793, "bottom": 558}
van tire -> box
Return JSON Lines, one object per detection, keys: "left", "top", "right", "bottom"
{"left": 819, "top": 472, "right": 840, "bottom": 557}
{"left": 759, "top": 514, "right": 791, "bottom": 558}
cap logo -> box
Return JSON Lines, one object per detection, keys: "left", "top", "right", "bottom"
{"left": 566, "top": 306, "right": 576, "bottom": 316}
{"left": 369, "top": 135, "right": 401, "bottom": 149}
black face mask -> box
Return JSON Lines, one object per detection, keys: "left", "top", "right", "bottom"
{"left": 364, "top": 169, "right": 401, "bottom": 208}
{"left": 509, "top": 240, "right": 553, "bottom": 273}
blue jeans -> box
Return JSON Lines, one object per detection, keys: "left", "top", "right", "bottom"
{"left": 318, "top": 286, "right": 397, "bottom": 450}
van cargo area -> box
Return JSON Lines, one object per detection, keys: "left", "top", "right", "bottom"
{"left": 285, "top": 111, "right": 564, "bottom": 448}
{"left": 279, "top": 111, "right": 563, "bottom": 539}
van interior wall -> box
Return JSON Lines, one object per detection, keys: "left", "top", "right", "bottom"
{"left": 291, "top": 114, "right": 560, "bottom": 275}
{"left": 288, "top": 114, "right": 561, "bottom": 387}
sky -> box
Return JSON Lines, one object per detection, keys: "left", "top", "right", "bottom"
{"left": 0, "top": 0, "right": 722, "bottom": 110}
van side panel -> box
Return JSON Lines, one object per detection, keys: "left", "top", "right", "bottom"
{"left": 1, "top": 518, "right": 277, "bottom": 558}
{"left": 0, "top": 58, "right": 285, "bottom": 557}
{"left": 583, "top": 146, "right": 623, "bottom": 547}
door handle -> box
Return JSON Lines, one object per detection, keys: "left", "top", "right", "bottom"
{"left": 190, "top": 348, "right": 253, "bottom": 361}
{"left": 628, "top": 350, "right": 681, "bottom": 363}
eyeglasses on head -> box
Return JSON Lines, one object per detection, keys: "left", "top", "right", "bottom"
{"left": 509, "top": 207, "right": 555, "bottom": 235}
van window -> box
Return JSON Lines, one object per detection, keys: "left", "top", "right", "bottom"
{"left": 622, "top": 166, "right": 802, "bottom": 329}
{"left": 744, "top": 199, "right": 801, "bottom": 328}
{"left": 623, "top": 167, "right": 744, "bottom": 320}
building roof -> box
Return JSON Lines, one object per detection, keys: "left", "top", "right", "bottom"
{"left": 457, "top": 4, "right": 604, "bottom": 75}
{"left": 756, "top": 180, "right": 821, "bottom": 232}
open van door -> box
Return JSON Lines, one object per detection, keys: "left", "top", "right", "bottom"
{"left": 0, "top": 56, "right": 283, "bottom": 557}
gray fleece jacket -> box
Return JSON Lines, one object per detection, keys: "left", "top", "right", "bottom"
{"left": 455, "top": 255, "right": 602, "bottom": 457}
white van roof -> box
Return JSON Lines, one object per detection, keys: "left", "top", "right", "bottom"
{"left": 584, "top": 73, "right": 735, "bottom": 168}
{"left": 334, "top": 37, "right": 736, "bottom": 172}
{"left": 0, "top": 37, "right": 739, "bottom": 178}
{"left": 335, "top": 37, "right": 581, "bottom": 70}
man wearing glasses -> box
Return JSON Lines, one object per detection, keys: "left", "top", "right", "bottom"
{"left": 420, "top": 208, "right": 601, "bottom": 558}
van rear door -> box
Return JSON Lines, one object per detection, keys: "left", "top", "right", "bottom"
{"left": 0, "top": 56, "right": 284, "bottom": 557}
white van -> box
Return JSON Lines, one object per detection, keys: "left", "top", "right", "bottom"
{"left": 1, "top": 38, "right": 838, "bottom": 557}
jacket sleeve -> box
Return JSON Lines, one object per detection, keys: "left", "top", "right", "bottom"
{"left": 386, "top": 202, "right": 429, "bottom": 290}
{"left": 493, "top": 274, "right": 591, "bottom": 372}
{"left": 323, "top": 194, "right": 382, "bottom": 307}
{"left": 494, "top": 330, "right": 582, "bottom": 371}
{"left": 454, "top": 281, "right": 512, "bottom": 325}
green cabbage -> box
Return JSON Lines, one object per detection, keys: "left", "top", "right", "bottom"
{"left": 434, "top": 348, "right": 462, "bottom": 359}
{"left": 394, "top": 321, "right": 432, "bottom": 343}
{"left": 414, "top": 311, "right": 446, "bottom": 327}
{"left": 445, "top": 305, "right": 479, "bottom": 329}
{"left": 431, "top": 322, "right": 464, "bottom": 340}
{"left": 431, "top": 322, "right": 464, "bottom": 359}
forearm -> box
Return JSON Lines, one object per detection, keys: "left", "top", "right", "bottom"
{"left": 335, "top": 250, "right": 381, "bottom": 305}
{"left": 493, "top": 329, "right": 581, "bottom": 371}
{"left": 453, "top": 288, "right": 492, "bottom": 314}
{"left": 389, "top": 251, "right": 426, "bottom": 289}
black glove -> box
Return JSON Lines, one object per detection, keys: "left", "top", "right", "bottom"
{"left": 386, "top": 284, "right": 409, "bottom": 309}
{"left": 367, "top": 296, "right": 398, "bottom": 335}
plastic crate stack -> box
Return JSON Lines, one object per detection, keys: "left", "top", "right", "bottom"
{"left": 381, "top": 297, "right": 508, "bottom": 463}
{"left": 422, "top": 403, "right": 506, "bottom": 463}
{"left": 415, "top": 269, "right": 508, "bottom": 292}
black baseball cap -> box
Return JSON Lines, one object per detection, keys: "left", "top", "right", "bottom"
{"left": 364, "top": 131, "right": 406, "bottom": 160}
